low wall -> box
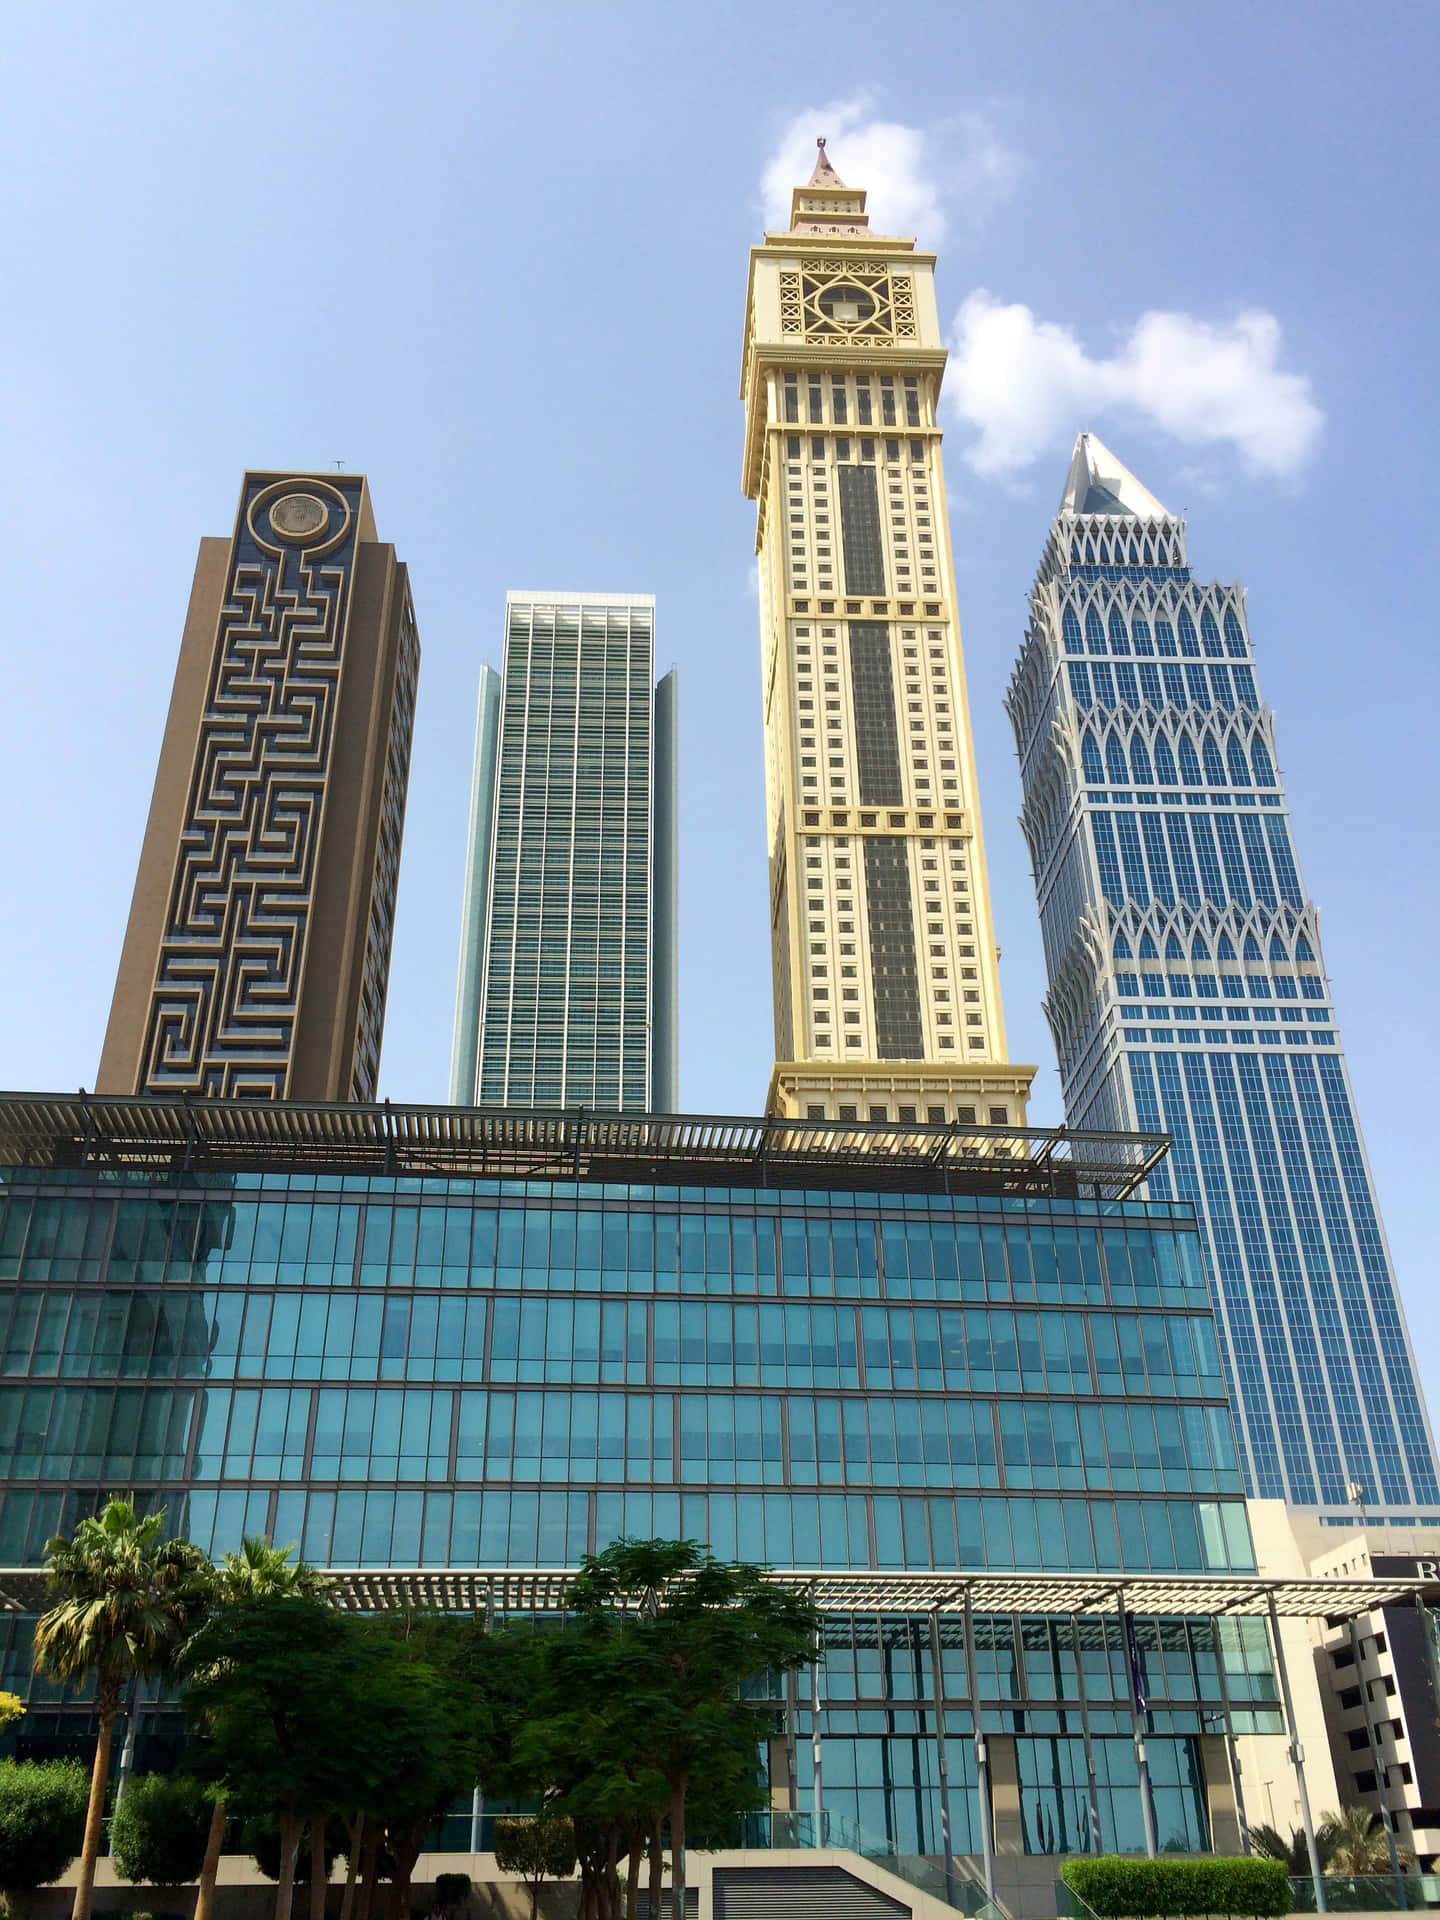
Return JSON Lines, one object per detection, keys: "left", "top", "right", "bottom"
{"left": 31, "top": 1845, "right": 965, "bottom": 1920}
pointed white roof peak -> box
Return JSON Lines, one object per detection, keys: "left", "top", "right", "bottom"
{"left": 1059, "top": 432, "right": 1172, "bottom": 519}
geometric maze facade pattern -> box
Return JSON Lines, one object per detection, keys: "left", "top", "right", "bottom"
{"left": 350, "top": 591, "right": 419, "bottom": 1102}
{"left": 140, "top": 475, "right": 366, "bottom": 1101}
{"left": 1008, "top": 458, "right": 1440, "bottom": 1515}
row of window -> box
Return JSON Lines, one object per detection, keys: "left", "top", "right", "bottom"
{"left": 1062, "top": 602, "right": 1246, "bottom": 660}
{"left": 817, "top": 1608, "right": 1276, "bottom": 1707}
{"left": 782, "top": 372, "right": 924, "bottom": 429}
{"left": 0, "top": 1382, "right": 1240, "bottom": 1496}
{"left": 1114, "top": 928, "right": 1316, "bottom": 967}
{"left": 0, "top": 1287, "right": 1224, "bottom": 1398}
{"left": 1115, "top": 976, "right": 1325, "bottom": 1007}
{"left": 1069, "top": 659, "right": 1258, "bottom": 714}
{"left": 0, "top": 1198, "right": 1207, "bottom": 1304}
{"left": 0, "top": 1479, "right": 1253, "bottom": 1576}
{"left": 1082, "top": 720, "right": 1273, "bottom": 789}
{"left": 1091, "top": 808, "right": 1303, "bottom": 912}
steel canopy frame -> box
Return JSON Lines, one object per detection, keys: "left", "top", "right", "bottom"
{"left": 0, "top": 1566, "right": 1420, "bottom": 1619}
{"left": 0, "top": 1090, "right": 1168, "bottom": 1200}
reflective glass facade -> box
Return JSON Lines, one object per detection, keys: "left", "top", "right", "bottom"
{"left": 1007, "top": 439, "right": 1439, "bottom": 1517}
{"left": 450, "top": 594, "right": 678, "bottom": 1113}
{"left": 0, "top": 1165, "right": 1250, "bottom": 1576}
{"left": 0, "top": 1138, "right": 1283, "bottom": 1856}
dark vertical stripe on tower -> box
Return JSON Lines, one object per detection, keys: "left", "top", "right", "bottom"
{"left": 862, "top": 837, "right": 924, "bottom": 1059}
{"left": 838, "top": 466, "right": 886, "bottom": 594}
{"left": 848, "top": 622, "right": 903, "bottom": 805}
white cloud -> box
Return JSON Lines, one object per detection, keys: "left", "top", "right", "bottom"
{"left": 760, "top": 97, "right": 1022, "bottom": 242}
{"left": 947, "top": 292, "right": 1324, "bottom": 480}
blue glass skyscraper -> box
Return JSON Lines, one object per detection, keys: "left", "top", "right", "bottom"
{"left": 1007, "top": 433, "right": 1438, "bottom": 1520}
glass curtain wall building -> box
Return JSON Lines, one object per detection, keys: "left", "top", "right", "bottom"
{"left": 0, "top": 1093, "right": 1285, "bottom": 1861}
{"left": 450, "top": 592, "right": 678, "bottom": 1112}
{"left": 1006, "top": 433, "right": 1439, "bottom": 1522}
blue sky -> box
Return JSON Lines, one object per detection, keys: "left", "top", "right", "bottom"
{"left": 1, "top": 2, "right": 1437, "bottom": 1401}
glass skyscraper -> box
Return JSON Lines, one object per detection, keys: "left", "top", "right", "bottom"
{"left": 0, "top": 1092, "right": 1291, "bottom": 1867}
{"left": 450, "top": 592, "right": 677, "bottom": 1112}
{"left": 1007, "top": 433, "right": 1438, "bottom": 1520}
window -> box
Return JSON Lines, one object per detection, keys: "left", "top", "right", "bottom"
{"left": 838, "top": 466, "right": 886, "bottom": 595}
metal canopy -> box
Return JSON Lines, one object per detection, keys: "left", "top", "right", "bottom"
{"left": 0, "top": 1566, "right": 1418, "bottom": 1621}
{"left": 0, "top": 1091, "right": 1168, "bottom": 1200}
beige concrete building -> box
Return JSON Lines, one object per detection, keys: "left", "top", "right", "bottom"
{"left": 98, "top": 472, "right": 418, "bottom": 1102}
{"left": 741, "top": 140, "right": 1034, "bottom": 1127}
{"left": 1254, "top": 1504, "right": 1440, "bottom": 1868}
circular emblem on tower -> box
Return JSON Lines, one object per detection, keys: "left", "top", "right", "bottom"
{"left": 268, "top": 493, "right": 329, "bottom": 541}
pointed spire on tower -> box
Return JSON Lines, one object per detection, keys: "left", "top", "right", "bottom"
{"left": 1059, "top": 431, "right": 1172, "bottom": 519}
{"left": 789, "top": 138, "right": 870, "bottom": 234}
{"left": 808, "top": 137, "right": 845, "bottom": 188}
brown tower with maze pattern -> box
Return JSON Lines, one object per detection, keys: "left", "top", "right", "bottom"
{"left": 97, "top": 472, "right": 418, "bottom": 1102}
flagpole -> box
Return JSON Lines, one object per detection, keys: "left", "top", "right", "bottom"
{"left": 1117, "top": 1586, "right": 1158, "bottom": 1858}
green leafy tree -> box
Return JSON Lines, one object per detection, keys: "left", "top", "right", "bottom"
{"left": 0, "top": 1694, "right": 23, "bottom": 1732}
{"left": 109, "top": 1774, "right": 213, "bottom": 1886}
{"left": 565, "top": 1540, "right": 820, "bottom": 1920}
{"left": 189, "top": 1539, "right": 328, "bottom": 1920}
{"left": 182, "top": 1598, "right": 476, "bottom": 1920}
{"left": 31, "top": 1498, "right": 211, "bottom": 1920}
{"left": 513, "top": 1539, "right": 820, "bottom": 1920}
{"left": 493, "top": 1818, "right": 575, "bottom": 1920}
{"left": 180, "top": 1595, "right": 374, "bottom": 1920}
{"left": 343, "top": 1616, "right": 481, "bottom": 1920}
{"left": 0, "top": 1759, "right": 89, "bottom": 1904}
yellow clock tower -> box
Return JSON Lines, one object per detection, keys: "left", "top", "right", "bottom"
{"left": 742, "top": 141, "right": 1034, "bottom": 1128}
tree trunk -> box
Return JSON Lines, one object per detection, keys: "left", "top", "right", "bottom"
{"left": 647, "top": 1820, "right": 663, "bottom": 1920}
{"left": 338, "top": 1815, "right": 364, "bottom": 1920}
{"left": 275, "top": 1810, "right": 305, "bottom": 1920}
{"left": 356, "top": 1820, "right": 383, "bottom": 1920}
{"left": 310, "top": 1816, "right": 329, "bottom": 1920}
{"left": 194, "top": 1798, "right": 227, "bottom": 1920}
{"left": 70, "top": 1697, "right": 117, "bottom": 1920}
{"left": 386, "top": 1820, "right": 424, "bottom": 1920}
{"left": 625, "top": 1831, "right": 642, "bottom": 1920}
{"left": 604, "top": 1827, "right": 621, "bottom": 1920}
{"left": 668, "top": 1783, "right": 686, "bottom": 1920}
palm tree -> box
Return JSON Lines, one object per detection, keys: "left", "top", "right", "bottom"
{"left": 32, "top": 1497, "right": 212, "bottom": 1920}
{"left": 1318, "top": 1804, "right": 1413, "bottom": 1876}
{"left": 192, "top": 1539, "right": 329, "bottom": 1920}
{"left": 1251, "top": 1823, "right": 1335, "bottom": 1875}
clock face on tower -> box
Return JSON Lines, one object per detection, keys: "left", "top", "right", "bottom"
{"left": 269, "top": 493, "right": 329, "bottom": 541}
{"left": 817, "top": 283, "right": 875, "bottom": 327}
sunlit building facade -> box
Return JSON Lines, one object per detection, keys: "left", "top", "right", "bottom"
{"left": 0, "top": 1093, "right": 1303, "bottom": 1872}
{"left": 1006, "top": 433, "right": 1439, "bottom": 1522}
{"left": 449, "top": 592, "right": 677, "bottom": 1113}
{"left": 740, "top": 141, "right": 1034, "bottom": 1130}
